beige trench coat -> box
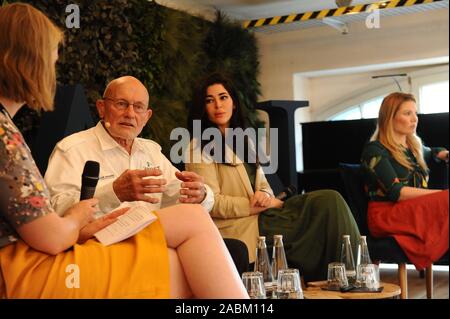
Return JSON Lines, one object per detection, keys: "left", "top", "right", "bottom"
{"left": 185, "top": 142, "right": 274, "bottom": 262}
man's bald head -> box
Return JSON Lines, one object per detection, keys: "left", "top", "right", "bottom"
{"left": 96, "top": 76, "right": 152, "bottom": 146}
{"left": 103, "top": 76, "right": 149, "bottom": 102}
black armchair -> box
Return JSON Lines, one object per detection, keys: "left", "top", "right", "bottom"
{"left": 338, "top": 163, "right": 434, "bottom": 299}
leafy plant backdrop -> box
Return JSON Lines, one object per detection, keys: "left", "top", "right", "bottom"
{"left": 6, "top": 0, "right": 262, "bottom": 157}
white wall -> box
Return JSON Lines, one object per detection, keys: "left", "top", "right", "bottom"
{"left": 256, "top": 8, "right": 449, "bottom": 105}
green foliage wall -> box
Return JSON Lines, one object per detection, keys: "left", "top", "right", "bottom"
{"left": 8, "top": 0, "right": 261, "bottom": 156}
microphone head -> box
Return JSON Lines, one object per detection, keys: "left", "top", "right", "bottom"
{"left": 82, "top": 160, "right": 100, "bottom": 188}
{"left": 80, "top": 161, "right": 100, "bottom": 200}
{"left": 82, "top": 160, "right": 100, "bottom": 177}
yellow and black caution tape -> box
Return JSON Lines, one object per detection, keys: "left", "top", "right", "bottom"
{"left": 243, "top": 0, "right": 444, "bottom": 29}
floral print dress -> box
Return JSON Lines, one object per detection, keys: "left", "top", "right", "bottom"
{"left": 0, "top": 103, "right": 170, "bottom": 298}
{"left": 0, "top": 103, "right": 52, "bottom": 249}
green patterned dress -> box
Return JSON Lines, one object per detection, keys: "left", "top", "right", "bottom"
{"left": 361, "top": 140, "right": 445, "bottom": 202}
{"left": 360, "top": 140, "right": 448, "bottom": 270}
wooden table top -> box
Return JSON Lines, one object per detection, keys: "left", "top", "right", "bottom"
{"left": 304, "top": 281, "right": 401, "bottom": 299}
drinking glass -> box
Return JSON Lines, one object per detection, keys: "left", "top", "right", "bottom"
{"left": 242, "top": 271, "right": 266, "bottom": 299}
{"left": 327, "top": 262, "right": 349, "bottom": 290}
{"left": 276, "top": 268, "right": 304, "bottom": 299}
{"left": 355, "top": 263, "right": 380, "bottom": 290}
{"left": 143, "top": 165, "right": 163, "bottom": 195}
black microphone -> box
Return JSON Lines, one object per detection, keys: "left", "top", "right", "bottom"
{"left": 276, "top": 185, "right": 297, "bottom": 201}
{"left": 80, "top": 160, "right": 100, "bottom": 200}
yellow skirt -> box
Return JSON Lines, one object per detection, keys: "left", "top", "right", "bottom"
{"left": 0, "top": 217, "right": 169, "bottom": 299}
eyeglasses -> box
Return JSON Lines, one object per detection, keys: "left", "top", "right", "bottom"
{"left": 103, "top": 97, "right": 149, "bottom": 114}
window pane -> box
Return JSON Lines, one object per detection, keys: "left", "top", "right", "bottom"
{"left": 361, "top": 96, "right": 383, "bottom": 119}
{"left": 420, "top": 81, "right": 449, "bottom": 114}
{"left": 331, "top": 107, "right": 361, "bottom": 121}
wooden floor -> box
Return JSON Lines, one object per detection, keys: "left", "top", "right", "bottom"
{"left": 379, "top": 264, "right": 449, "bottom": 299}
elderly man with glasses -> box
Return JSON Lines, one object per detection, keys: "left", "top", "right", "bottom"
{"left": 44, "top": 76, "right": 214, "bottom": 217}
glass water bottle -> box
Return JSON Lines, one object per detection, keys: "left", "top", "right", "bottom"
{"left": 340, "top": 234, "right": 356, "bottom": 285}
{"left": 356, "top": 235, "right": 372, "bottom": 265}
{"left": 272, "top": 234, "right": 288, "bottom": 283}
{"left": 254, "top": 236, "right": 273, "bottom": 285}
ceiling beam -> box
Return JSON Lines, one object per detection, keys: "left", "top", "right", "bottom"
{"left": 243, "top": 0, "right": 444, "bottom": 29}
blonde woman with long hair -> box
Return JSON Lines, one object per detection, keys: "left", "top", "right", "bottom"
{"left": 361, "top": 92, "right": 448, "bottom": 271}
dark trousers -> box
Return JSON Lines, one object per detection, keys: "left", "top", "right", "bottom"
{"left": 223, "top": 238, "right": 249, "bottom": 277}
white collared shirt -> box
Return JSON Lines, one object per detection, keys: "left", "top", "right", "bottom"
{"left": 44, "top": 122, "right": 214, "bottom": 216}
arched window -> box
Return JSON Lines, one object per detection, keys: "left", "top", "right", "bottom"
{"left": 323, "top": 65, "right": 449, "bottom": 121}
{"left": 419, "top": 81, "right": 449, "bottom": 114}
{"left": 329, "top": 80, "right": 449, "bottom": 121}
{"left": 329, "top": 96, "right": 384, "bottom": 121}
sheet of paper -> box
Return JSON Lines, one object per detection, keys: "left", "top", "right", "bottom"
{"left": 94, "top": 206, "right": 157, "bottom": 246}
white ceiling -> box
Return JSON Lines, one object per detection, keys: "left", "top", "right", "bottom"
{"left": 155, "top": 0, "right": 386, "bottom": 21}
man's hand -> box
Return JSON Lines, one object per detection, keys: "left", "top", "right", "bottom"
{"left": 175, "top": 171, "right": 207, "bottom": 204}
{"left": 77, "top": 207, "right": 129, "bottom": 244}
{"left": 113, "top": 168, "right": 167, "bottom": 203}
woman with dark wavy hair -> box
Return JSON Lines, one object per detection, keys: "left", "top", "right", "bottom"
{"left": 186, "top": 73, "right": 361, "bottom": 282}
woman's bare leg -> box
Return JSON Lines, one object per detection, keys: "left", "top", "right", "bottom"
{"left": 168, "top": 248, "right": 193, "bottom": 298}
{"left": 157, "top": 204, "right": 249, "bottom": 299}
